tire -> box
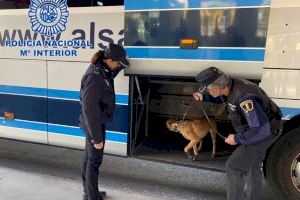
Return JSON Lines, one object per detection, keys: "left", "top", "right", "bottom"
{"left": 266, "top": 128, "right": 300, "bottom": 200}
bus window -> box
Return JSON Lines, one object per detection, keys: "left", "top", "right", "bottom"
{"left": 0, "top": 0, "right": 124, "bottom": 9}
{"left": 67, "top": 0, "right": 93, "bottom": 7}
{"left": 96, "top": 0, "right": 124, "bottom": 6}
{"left": 0, "top": 0, "right": 30, "bottom": 9}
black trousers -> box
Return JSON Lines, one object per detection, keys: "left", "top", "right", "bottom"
{"left": 81, "top": 125, "right": 105, "bottom": 200}
{"left": 225, "top": 135, "right": 279, "bottom": 200}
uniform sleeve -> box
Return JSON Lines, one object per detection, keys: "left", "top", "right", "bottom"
{"left": 81, "top": 75, "right": 104, "bottom": 144}
{"left": 234, "top": 97, "right": 271, "bottom": 144}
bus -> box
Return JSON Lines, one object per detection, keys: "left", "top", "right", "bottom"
{"left": 0, "top": 0, "right": 299, "bottom": 199}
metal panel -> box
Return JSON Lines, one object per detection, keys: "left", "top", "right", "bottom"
{"left": 264, "top": 5, "right": 300, "bottom": 69}
{"left": 0, "top": 126, "right": 47, "bottom": 143}
{"left": 260, "top": 69, "right": 300, "bottom": 99}
{"left": 0, "top": 59, "right": 47, "bottom": 143}
{"left": 125, "top": 58, "right": 263, "bottom": 79}
{"left": 0, "top": 59, "right": 46, "bottom": 88}
{"left": 47, "top": 61, "right": 87, "bottom": 92}
{"left": 271, "top": 0, "right": 300, "bottom": 8}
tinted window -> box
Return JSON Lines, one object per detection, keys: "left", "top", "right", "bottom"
{"left": 68, "top": 0, "right": 123, "bottom": 7}
{"left": 0, "top": 0, "right": 123, "bottom": 9}
{"left": 125, "top": 8, "right": 269, "bottom": 47}
{"left": 0, "top": 0, "right": 30, "bottom": 9}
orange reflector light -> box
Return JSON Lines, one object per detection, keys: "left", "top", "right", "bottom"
{"left": 180, "top": 39, "right": 199, "bottom": 49}
{"left": 4, "top": 112, "right": 14, "bottom": 120}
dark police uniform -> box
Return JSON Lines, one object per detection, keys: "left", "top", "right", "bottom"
{"left": 225, "top": 78, "right": 282, "bottom": 200}
{"left": 196, "top": 67, "right": 282, "bottom": 200}
{"left": 79, "top": 57, "right": 115, "bottom": 200}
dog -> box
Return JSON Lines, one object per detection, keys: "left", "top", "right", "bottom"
{"left": 166, "top": 105, "right": 224, "bottom": 160}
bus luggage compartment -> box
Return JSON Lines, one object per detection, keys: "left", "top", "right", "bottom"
{"left": 130, "top": 76, "right": 235, "bottom": 171}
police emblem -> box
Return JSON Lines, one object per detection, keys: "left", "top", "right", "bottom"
{"left": 28, "top": 0, "right": 69, "bottom": 37}
{"left": 228, "top": 103, "right": 236, "bottom": 111}
{"left": 240, "top": 100, "right": 254, "bottom": 113}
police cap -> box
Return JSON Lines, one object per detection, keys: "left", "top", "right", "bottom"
{"left": 105, "top": 43, "right": 130, "bottom": 68}
{"left": 195, "top": 67, "right": 223, "bottom": 91}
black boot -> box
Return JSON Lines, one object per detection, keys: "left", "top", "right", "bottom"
{"left": 83, "top": 191, "right": 107, "bottom": 200}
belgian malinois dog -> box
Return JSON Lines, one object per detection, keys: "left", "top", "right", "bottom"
{"left": 166, "top": 105, "right": 224, "bottom": 160}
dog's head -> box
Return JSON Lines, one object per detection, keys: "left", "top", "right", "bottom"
{"left": 166, "top": 119, "right": 180, "bottom": 132}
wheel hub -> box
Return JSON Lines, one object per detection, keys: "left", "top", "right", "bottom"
{"left": 291, "top": 152, "right": 300, "bottom": 192}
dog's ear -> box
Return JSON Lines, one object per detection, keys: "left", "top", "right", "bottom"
{"left": 166, "top": 119, "right": 172, "bottom": 129}
{"left": 166, "top": 119, "right": 177, "bottom": 130}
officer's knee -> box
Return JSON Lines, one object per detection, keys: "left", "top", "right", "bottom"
{"left": 225, "top": 157, "right": 235, "bottom": 170}
{"left": 87, "top": 159, "right": 102, "bottom": 168}
{"left": 225, "top": 160, "right": 230, "bottom": 170}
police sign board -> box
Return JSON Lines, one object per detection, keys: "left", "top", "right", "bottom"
{"left": 0, "top": 5, "right": 124, "bottom": 62}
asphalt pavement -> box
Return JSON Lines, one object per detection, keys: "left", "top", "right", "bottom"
{"left": 0, "top": 138, "right": 275, "bottom": 200}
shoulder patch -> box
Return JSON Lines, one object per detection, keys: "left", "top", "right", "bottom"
{"left": 240, "top": 100, "right": 254, "bottom": 113}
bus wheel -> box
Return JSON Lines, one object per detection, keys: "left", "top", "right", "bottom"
{"left": 266, "top": 129, "right": 300, "bottom": 200}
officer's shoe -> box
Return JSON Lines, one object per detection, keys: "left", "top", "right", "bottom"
{"left": 99, "top": 191, "right": 107, "bottom": 199}
{"left": 83, "top": 191, "right": 107, "bottom": 200}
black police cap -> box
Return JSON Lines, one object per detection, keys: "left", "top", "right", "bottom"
{"left": 195, "top": 67, "right": 223, "bottom": 91}
{"left": 104, "top": 43, "right": 130, "bottom": 68}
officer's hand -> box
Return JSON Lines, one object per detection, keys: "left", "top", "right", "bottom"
{"left": 193, "top": 92, "right": 203, "bottom": 101}
{"left": 94, "top": 142, "right": 104, "bottom": 150}
{"left": 225, "top": 134, "right": 237, "bottom": 145}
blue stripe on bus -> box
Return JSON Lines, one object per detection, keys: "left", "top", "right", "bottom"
{"left": 48, "top": 124, "right": 127, "bottom": 143}
{"left": 48, "top": 89, "right": 79, "bottom": 100}
{"left": 126, "top": 48, "right": 265, "bottom": 61}
{"left": 0, "top": 85, "right": 47, "bottom": 96}
{"left": 48, "top": 99, "right": 129, "bottom": 132}
{"left": 0, "top": 85, "right": 128, "bottom": 104}
{"left": 0, "top": 118, "right": 127, "bottom": 143}
{"left": 280, "top": 107, "right": 300, "bottom": 120}
{"left": 0, "top": 93, "right": 129, "bottom": 133}
{"left": 0, "top": 118, "right": 47, "bottom": 132}
{"left": 125, "top": 0, "right": 271, "bottom": 10}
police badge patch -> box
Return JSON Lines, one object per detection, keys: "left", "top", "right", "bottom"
{"left": 28, "top": 0, "right": 69, "bottom": 37}
{"left": 240, "top": 100, "right": 254, "bottom": 113}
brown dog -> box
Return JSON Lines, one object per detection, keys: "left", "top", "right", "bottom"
{"left": 166, "top": 118, "right": 217, "bottom": 160}
{"left": 166, "top": 106, "right": 224, "bottom": 160}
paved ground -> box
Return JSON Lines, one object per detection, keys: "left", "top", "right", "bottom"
{"left": 0, "top": 138, "right": 276, "bottom": 200}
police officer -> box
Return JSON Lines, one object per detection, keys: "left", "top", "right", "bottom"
{"left": 193, "top": 67, "right": 282, "bottom": 200}
{"left": 79, "top": 43, "right": 129, "bottom": 200}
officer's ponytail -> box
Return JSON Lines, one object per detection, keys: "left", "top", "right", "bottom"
{"left": 91, "top": 50, "right": 106, "bottom": 65}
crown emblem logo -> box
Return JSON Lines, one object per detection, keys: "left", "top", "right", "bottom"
{"left": 28, "top": 0, "right": 69, "bottom": 37}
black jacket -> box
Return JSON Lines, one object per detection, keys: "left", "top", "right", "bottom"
{"left": 79, "top": 60, "right": 115, "bottom": 144}
{"left": 226, "top": 79, "right": 282, "bottom": 144}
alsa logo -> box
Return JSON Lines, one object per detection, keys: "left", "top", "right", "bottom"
{"left": 28, "top": 0, "right": 69, "bottom": 37}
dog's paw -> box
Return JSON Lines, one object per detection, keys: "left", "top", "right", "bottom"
{"left": 192, "top": 155, "right": 197, "bottom": 161}
{"left": 185, "top": 151, "right": 194, "bottom": 160}
{"left": 211, "top": 154, "right": 216, "bottom": 159}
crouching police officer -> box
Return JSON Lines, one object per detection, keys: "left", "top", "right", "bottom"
{"left": 193, "top": 67, "right": 282, "bottom": 200}
{"left": 79, "top": 43, "right": 129, "bottom": 200}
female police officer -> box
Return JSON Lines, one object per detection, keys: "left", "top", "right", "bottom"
{"left": 79, "top": 43, "right": 129, "bottom": 200}
{"left": 193, "top": 67, "right": 282, "bottom": 200}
